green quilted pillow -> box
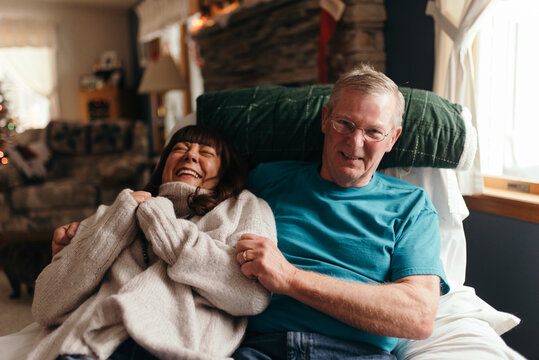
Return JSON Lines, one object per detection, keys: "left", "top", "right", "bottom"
{"left": 196, "top": 85, "right": 474, "bottom": 170}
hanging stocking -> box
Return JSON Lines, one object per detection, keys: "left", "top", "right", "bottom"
{"left": 319, "top": 0, "right": 345, "bottom": 83}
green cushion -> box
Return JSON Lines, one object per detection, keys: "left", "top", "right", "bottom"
{"left": 196, "top": 85, "right": 467, "bottom": 169}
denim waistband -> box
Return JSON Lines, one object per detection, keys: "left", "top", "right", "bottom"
{"left": 240, "top": 332, "right": 396, "bottom": 360}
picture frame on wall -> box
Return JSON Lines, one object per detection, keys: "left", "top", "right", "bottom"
{"left": 99, "top": 51, "right": 120, "bottom": 70}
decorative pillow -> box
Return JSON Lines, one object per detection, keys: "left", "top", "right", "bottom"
{"left": 196, "top": 85, "right": 475, "bottom": 170}
{"left": 88, "top": 121, "right": 133, "bottom": 154}
{"left": 47, "top": 121, "right": 88, "bottom": 154}
{"left": 47, "top": 120, "right": 133, "bottom": 155}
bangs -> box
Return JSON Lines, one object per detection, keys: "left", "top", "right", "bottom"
{"left": 169, "top": 125, "right": 224, "bottom": 154}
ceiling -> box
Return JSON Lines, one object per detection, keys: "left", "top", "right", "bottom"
{"left": 0, "top": 0, "right": 139, "bottom": 9}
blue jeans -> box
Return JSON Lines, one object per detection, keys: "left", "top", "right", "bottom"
{"left": 56, "top": 337, "right": 159, "bottom": 360}
{"left": 233, "top": 332, "right": 396, "bottom": 360}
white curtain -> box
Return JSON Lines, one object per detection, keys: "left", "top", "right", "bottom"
{"left": 426, "top": 0, "right": 499, "bottom": 195}
{"left": 0, "top": 18, "right": 59, "bottom": 119}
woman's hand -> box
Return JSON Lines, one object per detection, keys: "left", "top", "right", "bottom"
{"left": 51, "top": 222, "right": 80, "bottom": 257}
{"left": 131, "top": 191, "right": 152, "bottom": 205}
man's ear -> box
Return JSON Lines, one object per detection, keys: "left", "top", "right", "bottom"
{"left": 385, "top": 127, "right": 402, "bottom": 153}
{"left": 321, "top": 105, "right": 329, "bottom": 134}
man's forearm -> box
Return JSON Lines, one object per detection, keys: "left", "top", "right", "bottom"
{"left": 284, "top": 269, "right": 440, "bottom": 340}
{"left": 237, "top": 236, "right": 440, "bottom": 339}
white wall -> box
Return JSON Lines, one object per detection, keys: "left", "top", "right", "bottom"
{"left": 0, "top": 1, "right": 134, "bottom": 119}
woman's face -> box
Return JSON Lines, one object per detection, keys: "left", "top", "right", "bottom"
{"left": 161, "top": 142, "right": 222, "bottom": 190}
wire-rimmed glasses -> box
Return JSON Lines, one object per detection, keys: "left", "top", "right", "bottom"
{"left": 331, "top": 118, "right": 392, "bottom": 142}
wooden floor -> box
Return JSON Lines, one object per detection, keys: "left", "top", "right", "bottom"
{"left": 0, "top": 270, "right": 34, "bottom": 336}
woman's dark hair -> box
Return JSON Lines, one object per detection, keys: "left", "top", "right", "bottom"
{"left": 144, "top": 125, "right": 247, "bottom": 216}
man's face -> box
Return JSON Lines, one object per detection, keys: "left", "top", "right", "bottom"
{"left": 320, "top": 88, "right": 402, "bottom": 188}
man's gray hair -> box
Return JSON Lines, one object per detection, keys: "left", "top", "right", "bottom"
{"left": 326, "top": 64, "right": 405, "bottom": 129}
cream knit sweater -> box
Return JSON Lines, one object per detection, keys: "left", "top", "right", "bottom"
{"left": 29, "top": 182, "right": 277, "bottom": 360}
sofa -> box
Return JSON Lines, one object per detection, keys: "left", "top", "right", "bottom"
{"left": 0, "top": 85, "right": 526, "bottom": 359}
{"left": 0, "top": 119, "right": 150, "bottom": 243}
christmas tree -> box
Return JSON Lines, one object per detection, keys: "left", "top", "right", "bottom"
{"left": 0, "top": 81, "right": 17, "bottom": 166}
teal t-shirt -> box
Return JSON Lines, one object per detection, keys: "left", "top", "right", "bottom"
{"left": 246, "top": 161, "right": 449, "bottom": 353}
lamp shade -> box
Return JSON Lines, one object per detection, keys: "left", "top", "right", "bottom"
{"left": 138, "top": 54, "right": 187, "bottom": 93}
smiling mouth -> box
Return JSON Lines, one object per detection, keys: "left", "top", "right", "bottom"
{"left": 341, "top": 152, "right": 362, "bottom": 160}
{"left": 175, "top": 168, "right": 202, "bottom": 178}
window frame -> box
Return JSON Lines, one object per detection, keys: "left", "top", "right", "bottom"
{"left": 474, "top": 0, "right": 539, "bottom": 183}
{"left": 464, "top": 176, "right": 539, "bottom": 224}
{"left": 463, "top": 1, "right": 539, "bottom": 224}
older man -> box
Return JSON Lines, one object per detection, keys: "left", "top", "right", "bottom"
{"left": 234, "top": 65, "right": 449, "bottom": 359}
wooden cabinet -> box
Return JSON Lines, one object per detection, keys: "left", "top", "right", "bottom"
{"left": 78, "top": 88, "right": 121, "bottom": 121}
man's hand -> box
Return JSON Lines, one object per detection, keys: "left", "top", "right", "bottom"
{"left": 236, "top": 234, "right": 297, "bottom": 293}
{"left": 51, "top": 222, "right": 80, "bottom": 257}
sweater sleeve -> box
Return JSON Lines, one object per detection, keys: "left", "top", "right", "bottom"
{"left": 136, "top": 191, "right": 277, "bottom": 316}
{"left": 32, "top": 189, "right": 139, "bottom": 326}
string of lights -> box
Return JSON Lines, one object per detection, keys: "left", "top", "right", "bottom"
{"left": 0, "top": 81, "right": 18, "bottom": 166}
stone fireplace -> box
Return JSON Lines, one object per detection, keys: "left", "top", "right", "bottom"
{"left": 192, "top": 0, "right": 386, "bottom": 92}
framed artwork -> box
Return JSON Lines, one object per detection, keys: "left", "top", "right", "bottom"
{"left": 99, "top": 51, "right": 119, "bottom": 70}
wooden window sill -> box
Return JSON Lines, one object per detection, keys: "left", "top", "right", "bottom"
{"left": 464, "top": 187, "right": 539, "bottom": 224}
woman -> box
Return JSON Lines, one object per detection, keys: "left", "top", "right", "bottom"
{"left": 28, "top": 125, "right": 277, "bottom": 360}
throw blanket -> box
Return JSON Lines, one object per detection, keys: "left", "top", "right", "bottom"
{"left": 30, "top": 182, "right": 277, "bottom": 360}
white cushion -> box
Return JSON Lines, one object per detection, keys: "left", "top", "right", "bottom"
{"left": 382, "top": 167, "right": 522, "bottom": 359}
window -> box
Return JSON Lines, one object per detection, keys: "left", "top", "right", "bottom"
{"left": 160, "top": 23, "right": 186, "bottom": 138}
{"left": 0, "top": 50, "right": 51, "bottom": 133}
{"left": 0, "top": 18, "right": 57, "bottom": 133}
{"left": 476, "top": 0, "right": 539, "bottom": 182}
{"left": 140, "top": 19, "right": 203, "bottom": 141}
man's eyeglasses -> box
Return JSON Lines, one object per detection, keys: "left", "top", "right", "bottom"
{"left": 331, "top": 119, "right": 392, "bottom": 142}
